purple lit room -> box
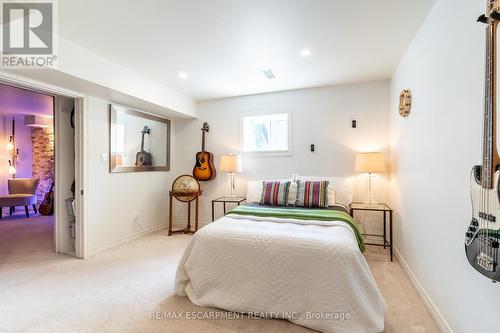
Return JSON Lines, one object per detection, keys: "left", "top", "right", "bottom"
{"left": 0, "top": 83, "right": 76, "bottom": 257}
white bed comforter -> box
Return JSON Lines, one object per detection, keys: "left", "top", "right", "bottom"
{"left": 174, "top": 214, "right": 385, "bottom": 333}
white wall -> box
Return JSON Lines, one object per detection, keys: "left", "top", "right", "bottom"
{"left": 85, "top": 97, "right": 177, "bottom": 255}
{"left": 390, "top": 0, "right": 500, "bottom": 332}
{"left": 175, "top": 81, "right": 391, "bottom": 225}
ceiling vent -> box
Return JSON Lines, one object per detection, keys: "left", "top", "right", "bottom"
{"left": 262, "top": 69, "right": 276, "bottom": 79}
{"left": 24, "top": 115, "right": 52, "bottom": 128}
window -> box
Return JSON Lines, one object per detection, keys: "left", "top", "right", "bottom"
{"left": 242, "top": 113, "right": 290, "bottom": 153}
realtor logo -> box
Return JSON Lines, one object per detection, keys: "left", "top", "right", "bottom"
{"left": 0, "top": 0, "right": 57, "bottom": 68}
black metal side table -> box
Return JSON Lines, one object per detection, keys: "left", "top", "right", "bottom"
{"left": 350, "top": 202, "right": 393, "bottom": 261}
{"left": 212, "top": 196, "right": 246, "bottom": 221}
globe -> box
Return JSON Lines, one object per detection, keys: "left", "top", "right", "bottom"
{"left": 172, "top": 175, "right": 200, "bottom": 202}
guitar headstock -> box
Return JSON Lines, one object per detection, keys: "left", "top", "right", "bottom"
{"left": 489, "top": 0, "right": 500, "bottom": 15}
{"left": 479, "top": 0, "right": 500, "bottom": 22}
{"left": 141, "top": 125, "right": 151, "bottom": 134}
{"left": 201, "top": 122, "right": 209, "bottom": 132}
{"left": 487, "top": 0, "right": 500, "bottom": 19}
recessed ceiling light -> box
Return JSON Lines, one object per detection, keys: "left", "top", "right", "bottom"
{"left": 300, "top": 49, "right": 312, "bottom": 57}
{"left": 263, "top": 69, "right": 276, "bottom": 79}
{"left": 178, "top": 72, "right": 188, "bottom": 79}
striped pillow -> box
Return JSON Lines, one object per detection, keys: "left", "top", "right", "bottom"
{"left": 295, "top": 180, "right": 329, "bottom": 208}
{"left": 259, "top": 181, "right": 291, "bottom": 206}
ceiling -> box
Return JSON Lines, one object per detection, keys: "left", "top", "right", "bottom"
{"left": 0, "top": 84, "right": 54, "bottom": 117}
{"left": 59, "top": 0, "right": 435, "bottom": 101}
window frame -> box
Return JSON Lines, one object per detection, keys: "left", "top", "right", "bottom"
{"left": 239, "top": 110, "right": 292, "bottom": 157}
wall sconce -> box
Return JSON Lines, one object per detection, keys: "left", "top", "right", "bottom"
{"left": 5, "top": 136, "right": 13, "bottom": 151}
{"left": 6, "top": 118, "right": 19, "bottom": 177}
{"left": 8, "top": 160, "right": 16, "bottom": 176}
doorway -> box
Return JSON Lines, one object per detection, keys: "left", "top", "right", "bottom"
{"left": 0, "top": 80, "right": 85, "bottom": 259}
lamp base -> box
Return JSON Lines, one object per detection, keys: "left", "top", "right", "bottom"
{"left": 228, "top": 172, "right": 236, "bottom": 197}
{"left": 364, "top": 172, "right": 377, "bottom": 206}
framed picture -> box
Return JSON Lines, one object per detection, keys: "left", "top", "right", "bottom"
{"left": 109, "top": 104, "right": 171, "bottom": 173}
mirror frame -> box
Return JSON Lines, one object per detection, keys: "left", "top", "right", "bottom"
{"left": 109, "top": 104, "right": 171, "bottom": 173}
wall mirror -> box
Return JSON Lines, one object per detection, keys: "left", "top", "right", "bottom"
{"left": 109, "top": 104, "right": 170, "bottom": 173}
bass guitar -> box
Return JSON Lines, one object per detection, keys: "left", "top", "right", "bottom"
{"left": 193, "top": 122, "right": 216, "bottom": 181}
{"left": 465, "top": 0, "right": 500, "bottom": 282}
{"left": 135, "top": 126, "right": 152, "bottom": 167}
{"left": 39, "top": 182, "right": 55, "bottom": 216}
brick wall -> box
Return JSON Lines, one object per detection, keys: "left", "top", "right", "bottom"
{"left": 32, "top": 127, "right": 54, "bottom": 204}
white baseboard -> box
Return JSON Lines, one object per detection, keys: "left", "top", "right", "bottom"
{"left": 88, "top": 223, "right": 168, "bottom": 257}
{"left": 394, "top": 248, "right": 453, "bottom": 333}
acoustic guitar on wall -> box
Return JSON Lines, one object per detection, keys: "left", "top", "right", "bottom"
{"left": 193, "top": 122, "right": 216, "bottom": 181}
{"left": 135, "top": 126, "right": 152, "bottom": 167}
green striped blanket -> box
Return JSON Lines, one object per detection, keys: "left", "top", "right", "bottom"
{"left": 226, "top": 205, "right": 365, "bottom": 252}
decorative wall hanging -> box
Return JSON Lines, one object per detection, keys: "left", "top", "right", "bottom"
{"left": 109, "top": 104, "right": 171, "bottom": 173}
{"left": 398, "top": 89, "right": 412, "bottom": 118}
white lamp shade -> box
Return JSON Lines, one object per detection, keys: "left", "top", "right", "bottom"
{"left": 355, "top": 152, "right": 385, "bottom": 173}
{"left": 220, "top": 154, "right": 242, "bottom": 173}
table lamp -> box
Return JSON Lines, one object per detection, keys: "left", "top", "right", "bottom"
{"left": 220, "top": 154, "right": 242, "bottom": 197}
{"left": 355, "top": 152, "right": 385, "bottom": 204}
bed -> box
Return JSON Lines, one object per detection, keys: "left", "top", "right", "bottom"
{"left": 174, "top": 204, "right": 385, "bottom": 333}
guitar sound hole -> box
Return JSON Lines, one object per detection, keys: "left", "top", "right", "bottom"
{"left": 200, "top": 158, "right": 206, "bottom": 163}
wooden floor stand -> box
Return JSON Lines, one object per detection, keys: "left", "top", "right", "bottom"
{"left": 168, "top": 191, "right": 201, "bottom": 236}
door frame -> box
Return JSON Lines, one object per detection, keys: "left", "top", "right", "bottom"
{"left": 0, "top": 71, "right": 87, "bottom": 258}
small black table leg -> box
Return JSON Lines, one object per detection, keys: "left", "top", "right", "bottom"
{"left": 389, "top": 211, "right": 393, "bottom": 262}
{"left": 223, "top": 202, "right": 226, "bottom": 215}
{"left": 383, "top": 211, "right": 387, "bottom": 249}
{"left": 212, "top": 201, "right": 215, "bottom": 222}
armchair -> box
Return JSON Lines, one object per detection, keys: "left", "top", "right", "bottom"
{"left": 0, "top": 178, "right": 40, "bottom": 218}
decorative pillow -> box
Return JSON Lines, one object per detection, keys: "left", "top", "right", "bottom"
{"left": 295, "top": 180, "right": 329, "bottom": 208}
{"left": 259, "top": 181, "right": 291, "bottom": 206}
{"left": 295, "top": 175, "right": 337, "bottom": 206}
{"left": 246, "top": 178, "right": 292, "bottom": 203}
{"left": 287, "top": 181, "right": 298, "bottom": 206}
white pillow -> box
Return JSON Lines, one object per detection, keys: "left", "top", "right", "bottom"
{"left": 332, "top": 176, "right": 354, "bottom": 207}
{"left": 246, "top": 181, "right": 263, "bottom": 203}
{"left": 296, "top": 175, "right": 335, "bottom": 206}
{"left": 246, "top": 178, "right": 294, "bottom": 204}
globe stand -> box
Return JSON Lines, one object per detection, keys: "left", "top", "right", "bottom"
{"left": 168, "top": 175, "right": 202, "bottom": 236}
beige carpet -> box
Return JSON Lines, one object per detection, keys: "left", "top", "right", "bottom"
{"left": 0, "top": 215, "right": 440, "bottom": 333}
